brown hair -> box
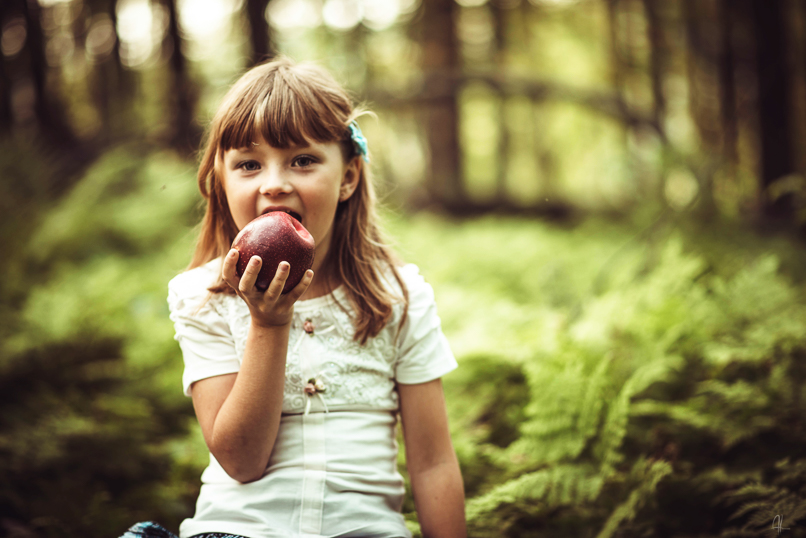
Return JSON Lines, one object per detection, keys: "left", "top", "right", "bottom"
{"left": 188, "top": 56, "right": 407, "bottom": 344}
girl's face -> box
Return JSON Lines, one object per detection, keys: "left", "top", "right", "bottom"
{"left": 220, "top": 136, "right": 360, "bottom": 276}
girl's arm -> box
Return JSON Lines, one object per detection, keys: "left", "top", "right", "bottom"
{"left": 191, "top": 251, "right": 313, "bottom": 483}
{"left": 190, "top": 322, "right": 288, "bottom": 483}
{"left": 398, "top": 378, "right": 467, "bottom": 538}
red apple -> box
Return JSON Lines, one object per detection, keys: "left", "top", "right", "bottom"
{"left": 231, "top": 211, "right": 315, "bottom": 293}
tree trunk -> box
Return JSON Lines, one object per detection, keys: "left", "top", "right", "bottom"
{"left": 164, "top": 0, "right": 199, "bottom": 153}
{"left": 717, "top": 0, "right": 737, "bottom": 179}
{"left": 85, "top": 0, "right": 119, "bottom": 137}
{"left": 641, "top": 0, "right": 672, "bottom": 206}
{"left": 606, "top": 0, "right": 636, "bottom": 199}
{"left": 682, "top": 0, "right": 707, "bottom": 145}
{"left": 606, "top": 0, "right": 626, "bottom": 115}
{"left": 0, "top": 0, "right": 13, "bottom": 134}
{"left": 421, "top": 0, "right": 464, "bottom": 207}
{"left": 246, "top": 0, "right": 273, "bottom": 66}
{"left": 641, "top": 0, "right": 665, "bottom": 134}
{"left": 106, "top": 0, "right": 132, "bottom": 134}
{"left": 682, "top": 0, "right": 727, "bottom": 218}
{"left": 491, "top": 0, "right": 510, "bottom": 204}
{"left": 750, "top": 0, "right": 795, "bottom": 221}
{"left": 22, "top": 0, "right": 74, "bottom": 146}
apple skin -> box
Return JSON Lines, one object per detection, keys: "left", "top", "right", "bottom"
{"left": 231, "top": 211, "right": 315, "bottom": 293}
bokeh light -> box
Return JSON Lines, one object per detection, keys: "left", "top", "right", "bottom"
{"left": 116, "top": 0, "right": 157, "bottom": 67}
{"left": 1, "top": 18, "right": 27, "bottom": 58}
{"left": 86, "top": 15, "right": 118, "bottom": 62}
{"left": 268, "top": 0, "right": 323, "bottom": 30}
{"left": 178, "top": 0, "right": 240, "bottom": 39}
{"left": 45, "top": 31, "right": 74, "bottom": 67}
{"left": 322, "top": 0, "right": 363, "bottom": 31}
{"left": 362, "top": 0, "right": 400, "bottom": 30}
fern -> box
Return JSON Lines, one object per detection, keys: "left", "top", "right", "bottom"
{"left": 512, "top": 348, "right": 609, "bottom": 465}
{"left": 577, "top": 353, "right": 613, "bottom": 441}
{"left": 596, "top": 458, "right": 672, "bottom": 538}
{"left": 466, "top": 463, "right": 605, "bottom": 522}
{"left": 716, "top": 459, "right": 806, "bottom": 535}
{"left": 595, "top": 355, "right": 680, "bottom": 472}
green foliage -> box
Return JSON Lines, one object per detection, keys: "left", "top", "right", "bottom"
{"left": 0, "top": 137, "right": 65, "bottom": 331}
{"left": 0, "top": 338, "right": 197, "bottom": 537}
{"left": 26, "top": 144, "right": 199, "bottom": 270}
{"left": 442, "top": 354, "right": 530, "bottom": 496}
{"left": 391, "top": 213, "right": 806, "bottom": 536}
{"left": 0, "top": 145, "right": 203, "bottom": 536}
{"left": 4, "top": 147, "right": 806, "bottom": 537}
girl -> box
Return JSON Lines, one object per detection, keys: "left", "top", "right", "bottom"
{"left": 130, "top": 57, "right": 466, "bottom": 538}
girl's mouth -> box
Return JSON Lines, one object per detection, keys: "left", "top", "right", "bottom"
{"left": 263, "top": 208, "right": 302, "bottom": 224}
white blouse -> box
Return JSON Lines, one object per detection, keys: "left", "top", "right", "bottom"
{"left": 168, "top": 259, "right": 458, "bottom": 538}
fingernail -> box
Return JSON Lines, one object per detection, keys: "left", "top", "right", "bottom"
{"left": 229, "top": 250, "right": 237, "bottom": 258}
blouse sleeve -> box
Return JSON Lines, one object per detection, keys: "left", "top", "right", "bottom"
{"left": 394, "top": 264, "right": 458, "bottom": 385}
{"left": 167, "top": 266, "right": 241, "bottom": 397}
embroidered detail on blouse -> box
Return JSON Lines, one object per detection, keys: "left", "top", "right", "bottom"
{"left": 304, "top": 377, "right": 328, "bottom": 415}
{"left": 219, "top": 293, "right": 399, "bottom": 413}
{"left": 306, "top": 378, "right": 326, "bottom": 394}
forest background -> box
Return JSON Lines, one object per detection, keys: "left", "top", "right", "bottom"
{"left": 2, "top": 0, "right": 806, "bottom": 536}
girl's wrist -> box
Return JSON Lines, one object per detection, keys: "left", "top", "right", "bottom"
{"left": 249, "top": 318, "right": 292, "bottom": 332}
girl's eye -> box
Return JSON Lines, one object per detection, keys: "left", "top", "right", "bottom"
{"left": 238, "top": 160, "right": 260, "bottom": 171}
{"left": 292, "top": 155, "right": 316, "bottom": 168}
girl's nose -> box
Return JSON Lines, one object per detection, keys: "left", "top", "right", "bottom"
{"left": 258, "top": 170, "right": 292, "bottom": 196}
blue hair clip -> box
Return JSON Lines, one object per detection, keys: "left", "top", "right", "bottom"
{"left": 348, "top": 121, "right": 370, "bottom": 163}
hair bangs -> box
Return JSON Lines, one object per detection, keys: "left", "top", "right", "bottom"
{"left": 215, "top": 81, "right": 266, "bottom": 153}
{"left": 216, "top": 65, "right": 350, "bottom": 154}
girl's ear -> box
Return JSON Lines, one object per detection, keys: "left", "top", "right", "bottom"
{"left": 339, "top": 156, "right": 362, "bottom": 202}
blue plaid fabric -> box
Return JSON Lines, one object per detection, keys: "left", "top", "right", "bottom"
{"left": 120, "top": 521, "right": 248, "bottom": 538}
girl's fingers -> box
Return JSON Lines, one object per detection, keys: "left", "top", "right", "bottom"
{"left": 222, "top": 249, "right": 241, "bottom": 290}
{"left": 238, "top": 255, "right": 262, "bottom": 294}
{"left": 284, "top": 269, "right": 314, "bottom": 303}
{"left": 263, "top": 261, "right": 291, "bottom": 301}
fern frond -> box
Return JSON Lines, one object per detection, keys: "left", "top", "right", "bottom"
{"left": 728, "top": 500, "right": 775, "bottom": 522}
{"left": 696, "top": 379, "right": 769, "bottom": 407}
{"left": 595, "top": 458, "right": 671, "bottom": 538}
{"left": 515, "top": 350, "right": 615, "bottom": 466}
{"left": 577, "top": 353, "right": 612, "bottom": 440}
{"left": 595, "top": 358, "right": 674, "bottom": 468}
{"left": 723, "top": 483, "right": 779, "bottom": 501}
{"left": 465, "top": 464, "right": 604, "bottom": 523}
{"left": 506, "top": 431, "right": 587, "bottom": 466}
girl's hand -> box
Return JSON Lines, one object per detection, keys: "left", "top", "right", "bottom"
{"left": 222, "top": 248, "right": 313, "bottom": 328}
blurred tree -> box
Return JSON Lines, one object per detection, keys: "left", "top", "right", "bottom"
{"left": 0, "top": 1, "right": 12, "bottom": 135}
{"left": 606, "top": 0, "right": 628, "bottom": 120}
{"left": 163, "top": 0, "right": 200, "bottom": 154}
{"left": 716, "top": 0, "right": 737, "bottom": 185}
{"left": 605, "top": 0, "right": 634, "bottom": 200}
{"left": 0, "top": 0, "right": 800, "bottom": 227}
{"left": 86, "top": 0, "right": 133, "bottom": 140}
{"left": 420, "top": 0, "right": 464, "bottom": 209}
{"left": 245, "top": 0, "right": 274, "bottom": 65}
{"left": 19, "top": 0, "right": 76, "bottom": 148}
{"left": 641, "top": 0, "right": 667, "bottom": 137}
{"left": 490, "top": 0, "right": 512, "bottom": 205}
{"left": 641, "top": 0, "right": 671, "bottom": 206}
{"left": 749, "top": 0, "right": 796, "bottom": 222}
{"left": 681, "top": 0, "right": 722, "bottom": 217}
